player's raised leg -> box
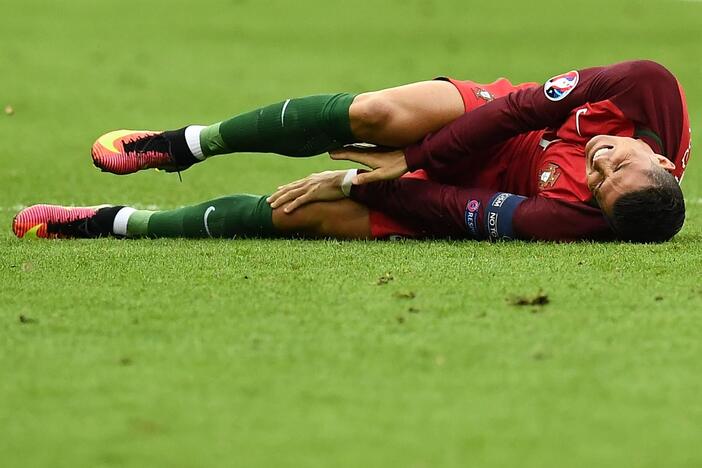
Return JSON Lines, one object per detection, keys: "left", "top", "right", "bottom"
{"left": 348, "top": 80, "right": 463, "bottom": 147}
{"left": 12, "top": 197, "right": 371, "bottom": 240}
{"left": 91, "top": 81, "right": 464, "bottom": 174}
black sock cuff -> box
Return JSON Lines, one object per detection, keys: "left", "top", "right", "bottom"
{"left": 93, "top": 206, "right": 125, "bottom": 236}
{"left": 163, "top": 127, "right": 201, "bottom": 166}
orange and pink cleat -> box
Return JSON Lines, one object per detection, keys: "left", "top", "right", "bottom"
{"left": 12, "top": 204, "right": 107, "bottom": 239}
{"left": 91, "top": 129, "right": 189, "bottom": 175}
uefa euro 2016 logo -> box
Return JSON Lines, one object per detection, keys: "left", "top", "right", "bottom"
{"left": 544, "top": 70, "right": 579, "bottom": 101}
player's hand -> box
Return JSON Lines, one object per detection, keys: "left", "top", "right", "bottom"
{"left": 267, "top": 170, "right": 347, "bottom": 213}
{"left": 330, "top": 148, "right": 408, "bottom": 184}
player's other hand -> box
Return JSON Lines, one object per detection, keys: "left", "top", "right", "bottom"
{"left": 267, "top": 170, "right": 347, "bottom": 213}
{"left": 330, "top": 148, "right": 408, "bottom": 184}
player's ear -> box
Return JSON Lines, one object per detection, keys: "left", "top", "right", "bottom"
{"left": 653, "top": 155, "right": 675, "bottom": 171}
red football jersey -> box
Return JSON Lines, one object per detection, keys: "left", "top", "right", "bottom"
{"left": 406, "top": 60, "right": 691, "bottom": 197}
{"left": 352, "top": 61, "right": 691, "bottom": 241}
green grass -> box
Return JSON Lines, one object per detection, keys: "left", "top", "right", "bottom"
{"left": 2, "top": 0, "right": 702, "bottom": 467}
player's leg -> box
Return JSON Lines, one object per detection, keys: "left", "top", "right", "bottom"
{"left": 348, "top": 80, "right": 464, "bottom": 147}
{"left": 91, "top": 81, "right": 464, "bottom": 174}
{"left": 272, "top": 198, "right": 371, "bottom": 239}
{"left": 12, "top": 196, "right": 372, "bottom": 240}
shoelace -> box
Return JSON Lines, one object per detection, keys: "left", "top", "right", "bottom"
{"left": 124, "top": 134, "right": 184, "bottom": 182}
{"left": 49, "top": 218, "right": 99, "bottom": 238}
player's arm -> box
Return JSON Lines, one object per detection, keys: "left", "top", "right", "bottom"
{"left": 403, "top": 60, "right": 680, "bottom": 175}
{"left": 349, "top": 177, "right": 614, "bottom": 241}
{"left": 268, "top": 169, "right": 614, "bottom": 241}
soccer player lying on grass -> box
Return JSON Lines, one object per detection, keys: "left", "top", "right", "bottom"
{"left": 13, "top": 60, "right": 691, "bottom": 242}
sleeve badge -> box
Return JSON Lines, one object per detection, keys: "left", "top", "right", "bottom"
{"left": 544, "top": 70, "right": 579, "bottom": 101}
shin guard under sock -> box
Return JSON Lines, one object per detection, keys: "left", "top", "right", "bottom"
{"left": 124, "top": 195, "right": 275, "bottom": 238}
{"left": 200, "top": 93, "right": 357, "bottom": 157}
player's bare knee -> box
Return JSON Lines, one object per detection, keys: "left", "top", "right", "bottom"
{"left": 349, "top": 93, "right": 397, "bottom": 140}
{"left": 271, "top": 206, "right": 314, "bottom": 233}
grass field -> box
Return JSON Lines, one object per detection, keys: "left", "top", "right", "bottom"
{"left": 2, "top": 0, "right": 702, "bottom": 466}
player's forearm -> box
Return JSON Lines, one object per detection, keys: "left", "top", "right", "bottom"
{"left": 349, "top": 178, "right": 526, "bottom": 240}
{"left": 403, "top": 95, "right": 538, "bottom": 173}
{"left": 349, "top": 178, "right": 617, "bottom": 242}
{"left": 350, "top": 178, "right": 468, "bottom": 238}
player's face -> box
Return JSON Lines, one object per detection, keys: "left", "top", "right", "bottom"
{"left": 585, "top": 135, "right": 676, "bottom": 215}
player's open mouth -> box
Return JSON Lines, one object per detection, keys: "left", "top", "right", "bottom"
{"left": 593, "top": 145, "right": 613, "bottom": 160}
{"left": 588, "top": 145, "right": 614, "bottom": 167}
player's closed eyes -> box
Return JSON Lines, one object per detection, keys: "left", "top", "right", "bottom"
{"left": 592, "top": 179, "right": 604, "bottom": 195}
{"left": 614, "top": 158, "right": 632, "bottom": 173}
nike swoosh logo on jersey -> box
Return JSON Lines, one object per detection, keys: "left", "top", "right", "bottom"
{"left": 575, "top": 108, "right": 588, "bottom": 137}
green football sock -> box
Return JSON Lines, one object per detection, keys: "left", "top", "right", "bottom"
{"left": 199, "top": 93, "right": 357, "bottom": 157}
{"left": 124, "top": 195, "right": 275, "bottom": 239}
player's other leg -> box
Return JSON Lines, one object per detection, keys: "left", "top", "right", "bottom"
{"left": 272, "top": 199, "right": 371, "bottom": 239}
{"left": 91, "top": 81, "right": 463, "bottom": 174}
{"left": 12, "top": 197, "right": 372, "bottom": 240}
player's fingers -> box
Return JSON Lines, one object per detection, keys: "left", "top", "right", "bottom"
{"left": 267, "top": 189, "right": 285, "bottom": 206}
{"left": 269, "top": 186, "right": 309, "bottom": 209}
{"left": 267, "top": 189, "right": 285, "bottom": 205}
{"left": 354, "top": 164, "right": 408, "bottom": 185}
{"left": 284, "top": 192, "right": 313, "bottom": 213}
{"left": 329, "top": 149, "right": 361, "bottom": 160}
{"left": 330, "top": 150, "right": 380, "bottom": 169}
{"left": 268, "top": 180, "right": 307, "bottom": 205}
{"left": 275, "top": 179, "right": 306, "bottom": 192}
{"left": 352, "top": 169, "right": 384, "bottom": 185}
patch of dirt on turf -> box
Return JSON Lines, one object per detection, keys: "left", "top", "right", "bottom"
{"left": 376, "top": 272, "right": 394, "bottom": 285}
{"left": 531, "top": 345, "right": 551, "bottom": 360}
{"left": 509, "top": 290, "right": 549, "bottom": 307}
{"left": 130, "top": 418, "right": 163, "bottom": 434}
{"left": 18, "top": 314, "right": 38, "bottom": 324}
{"left": 119, "top": 357, "right": 133, "bottom": 366}
{"left": 393, "top": 290, "right": 415, "bottom": 299}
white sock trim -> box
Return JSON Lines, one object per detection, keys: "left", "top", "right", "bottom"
{"left": 113, "top": 207, "right": 136, "bottom": 236}
{"left": 341, "top": 169, "right": 358, "bottom": 197}
{"left": 184, "top": 125, "right": 206, "bottom": 160}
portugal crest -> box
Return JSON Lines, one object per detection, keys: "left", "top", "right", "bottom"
{"left": 538, "top": 163, "right": 562, "bottom": 189}
{"left": 544, "top": 70, "right": 579, "bottom": 101}
{"left": 473, "top": 87, "right": 495, "bottom": 102}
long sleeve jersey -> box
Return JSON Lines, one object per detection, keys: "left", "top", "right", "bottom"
{"left": 351, "top": 60, "right": 691, "bottom": 241}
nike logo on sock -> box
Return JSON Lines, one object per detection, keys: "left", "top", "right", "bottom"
{"left": 204, "top": 206, "right": 215, "bottom": 237}
{"left": 280, "top": 99, "right": 291, "bottom": 127}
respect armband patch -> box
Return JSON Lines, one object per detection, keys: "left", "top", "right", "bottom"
{"left": 484, "top": 193, "right": 527, "bottom": 241}
{"left": 464, "top": 199, "right": 482, "bottom": 239}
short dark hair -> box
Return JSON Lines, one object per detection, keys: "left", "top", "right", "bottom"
{"left": 609, "top": 167, "right": 685, "bottom": 243}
